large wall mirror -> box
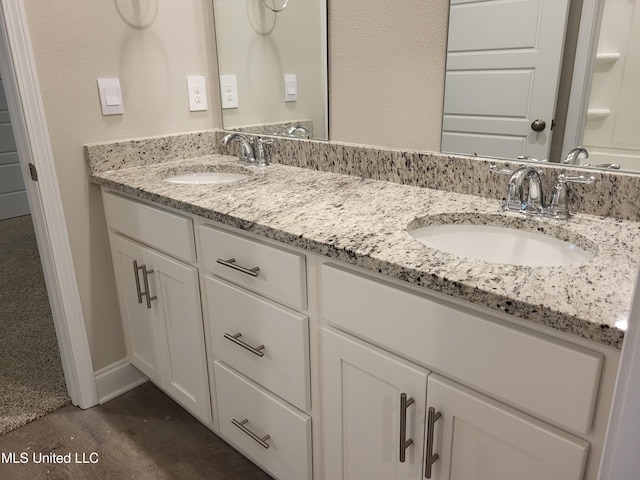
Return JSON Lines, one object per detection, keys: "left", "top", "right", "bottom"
{"left": 212, "top": 0, "right": 640, "bottom": 173}
{"left": 442, "top": 0, "right": 640, "bottom": 172}
{"left": 212, "top": 0, "right": 328, "bottom": 140}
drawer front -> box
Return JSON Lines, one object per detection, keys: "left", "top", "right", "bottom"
{"left": 320, "top": 263, "right": 603, "bottom": 434}
{"left": 214, "top": 361, "right": 313, "bottom": 480}
{"left": 200, "top": 225, "right": 307, "bottom": 309}
{"left": 206, "top": 276, "right": 311, "bottom": 411}
{"left": 103, "top": 191, "right": 196, "bottom": 263}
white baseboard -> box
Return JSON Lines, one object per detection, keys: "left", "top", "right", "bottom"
{"left": 94, "top": 359, "right": 148, "bottom": 404}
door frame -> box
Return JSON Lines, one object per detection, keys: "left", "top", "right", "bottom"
{"left": 0, "top": 0, "right": 98, "bottom": 408}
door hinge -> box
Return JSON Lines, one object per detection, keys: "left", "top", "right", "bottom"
{"left": 28, "top": 162, "right": 38, "bottom": 181}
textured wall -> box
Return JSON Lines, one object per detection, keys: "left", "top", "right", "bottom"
{"left": 23, "top": 0, "right": 220, "bottom": 370}
{"left": 329, "top": 0, "right": 449, "bottom": 151}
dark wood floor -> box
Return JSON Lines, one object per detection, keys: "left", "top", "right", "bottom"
{"left": 0, "top": 382, "right": 273, "bottom": 479}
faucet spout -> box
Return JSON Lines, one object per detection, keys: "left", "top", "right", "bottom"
{"left": 563, "top": 146, "right": 589, "bottom": 166}
{"left": 504, "top": 165, "right": 544, "bottom": 214}
{"left": 221, "top": 132, "right": 255, "bottom": 163}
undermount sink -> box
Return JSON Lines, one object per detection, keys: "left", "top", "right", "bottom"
{"left": 407, "top": 218, "right": 596, "bottom": 267}
{"left": 164, "top": 171, "right": 249, "bottom": 185}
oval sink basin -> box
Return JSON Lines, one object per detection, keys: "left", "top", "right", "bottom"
{"left": 164, "top": 172, "right": 249, "bottom": 185}
{"left": 408, "top": 223, "right": 595, "bottom": 267}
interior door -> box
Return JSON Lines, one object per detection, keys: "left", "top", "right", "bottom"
{"left": 322, "top": 328, "right": 429, "bottom": 480}
{"left": 0, "top": 73, "right": 28, "bottom": 220}
{"left": 442, "top": 0, "right": 569, "bottom": 160}
{"left": 426, "top": 374, "right": 588, "bottom": 480}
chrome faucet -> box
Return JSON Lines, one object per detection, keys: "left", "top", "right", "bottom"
{"left": 221, "top": 133, "right": 255, "bottom": 163}
{"left": 287, "top": 125, "right": 311, "bottom": 138}
{"left": 492, "top": 164, "right": 595, "bottom": 219}
{"left": 503, "top": 165, "right": 544, "bottom": 214}
{"left": 221, "top": 133, "right": 272, "bottom": 166}
{"left": 563, "top": 146, "right": 589, "bottom": 165}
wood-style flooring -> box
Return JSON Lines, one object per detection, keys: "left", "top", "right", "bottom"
{"left": 0, "top": 382, "right": 273, "bottom": 479}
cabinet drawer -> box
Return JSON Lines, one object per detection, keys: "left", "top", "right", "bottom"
{"left": 215, "top": 361, "right": 312, "bottom": 480}
{"left": 200, "top": 225, "right": 307, "bottom": 309}
{"left": 206, "top": 276, "right": 310, "bottom": 411}
{"left": 321, "top": 263, "right": 603, "bottom": 434}
{"left": 103, "top": 191, "right": 196, "bottom": 263}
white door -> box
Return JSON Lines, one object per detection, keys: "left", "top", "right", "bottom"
{"left": 322, "top": 328, "right": 429, "bottom": 480}
{"left": 0, "top": 73, "right": 28, "bottom": 220}
{"left": 442, "top": 0, "right": 569, "bottom": 160}
{"left": 108, "top": 233, "right": 162, "bottom": 384}
{"left": 146, "top": 249, "right": 211, "bottom": 423}
{"left": 426, "top": 374, "right": 588, "bottom": 480}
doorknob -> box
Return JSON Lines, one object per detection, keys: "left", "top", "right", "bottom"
{"left": 531, "top": 119, "right": 546, "bottom": 132}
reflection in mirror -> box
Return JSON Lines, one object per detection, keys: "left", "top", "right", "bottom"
{"left": 442, "top": 0, "right": 640, "bottom": 173}
{"left": 442, "top": 0, "right": 569, "bottom": 162}
{"left": 212, "top": 0, "right": 328, "bottom": 140}
{"left": 579, "top": 0, "right": 640, "bottom": 171}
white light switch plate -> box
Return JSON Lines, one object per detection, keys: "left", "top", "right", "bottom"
{"left": 187, "top": 75, "right": 208, "bottom": 112}
{"left": 97, "top": 78, "right": 123, "bottom": 115}
{"left": 220, "top": 75, "right": 238, "bottom": 109}
{"left": 284, "top": 74, "right": 297, "bottom": 102}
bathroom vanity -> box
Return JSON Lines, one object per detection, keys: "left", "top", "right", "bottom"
{"left": 88, "top": 136, "right": 638, "bottom": 480}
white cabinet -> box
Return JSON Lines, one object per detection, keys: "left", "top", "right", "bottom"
{"left": 322, "top": 328, "right": 589, "bottom": 480}
{"left": 106, "top": 199, "right": 211, "bottom": 424}
{"left": 428, "top": 374, "right": 588, "bottom": 480}
{"left": 322, "top": 328, "right": 428, "bottom": 480}
{"left": 200, "top": 224, "right": 312, "bottom": 479}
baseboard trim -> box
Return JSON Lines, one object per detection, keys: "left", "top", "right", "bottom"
{"left": 94, "top": 359, "right": 148, "bottom": 404}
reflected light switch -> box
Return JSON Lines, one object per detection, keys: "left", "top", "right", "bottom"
{"left": 284, "top": 74, "right": 297, "bottom": 102}
{"left": 97, "top": 78, "right": 123, "bottom": 115}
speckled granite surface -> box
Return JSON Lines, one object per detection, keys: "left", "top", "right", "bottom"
{"left": 87, "top": 152, "right": 640, "bottom": 349}
{"left": 86, "top": 130, "right": 640, "bottom": 223}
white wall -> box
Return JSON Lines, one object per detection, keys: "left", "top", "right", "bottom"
{"left": 23, "top": 0, "right": 220, "bottom": 370}
{"left": 329, "top": 0, "right": 449, "bottom": 151}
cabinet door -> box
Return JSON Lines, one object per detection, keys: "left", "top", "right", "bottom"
{"left": 322, "top": 328, "right": 429, "bottom": 480}
{"left": 109, "top": 233, "right": 161, "bottom": 384}
{"left": 146, "top": 249, "right": 212, "bottom": 423}
{"left": 426, "top": 374, "right": 589, "bottom": 480}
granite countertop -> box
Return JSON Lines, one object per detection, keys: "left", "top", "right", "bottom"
{"left": 90, "top": 154, "right": 640, "bottom": 349}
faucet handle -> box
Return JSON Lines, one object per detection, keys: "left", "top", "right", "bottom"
{"left": 548, "top": 174, "right": 595, "bottom": 219}
{"left": 517, "top": 155, "right": 548, "bottom": 162}
{"left": 557, "top": 174, "right": 595, "bottom": 185}
{"left": 489, "top": 164, "right": 514, "bottom": 175}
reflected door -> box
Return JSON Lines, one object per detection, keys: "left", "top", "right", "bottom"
{"left": 442, "top": 0, "right": 569, "bottom": 160}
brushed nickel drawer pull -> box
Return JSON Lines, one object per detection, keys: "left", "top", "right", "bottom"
{"left": 399, "top": 393, "right": 415, "bottom": 463}
{"left": 216, "top": 257, "right": 260, "bottom": 277}
{"left": 231, "top": 418, "right": 270, "bottom": 449}
{"left": 133, "top": 260, "right": 144, "bottom": 304}
{"left": 224, "top": 332, "right": 265, "bottom": 357}
{"left": 141, "top": 265, "right": 157, "bottom": 309}
{"left": 133, "top": 261, "right": 157, "bottom": 309}
{"left": 425, "top": 406, "right": 442, "bottom": 478}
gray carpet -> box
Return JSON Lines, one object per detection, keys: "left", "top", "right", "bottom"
{"left": 0, "top": 214, "right": 70, "bottom": 435}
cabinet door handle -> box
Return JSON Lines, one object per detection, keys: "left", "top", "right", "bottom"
{"left": 399, "top": 393, "right": 415, "bottom": 463}
{"left": 224, "top": 332, "right": 265, "bottom": 357}
{"left": 425, "top": 406, "right": 442, "bottom": 478}
{"left": 216, "top": 257, "right": 260, "bottom": 277}
{"left": 231, "top": 418, "right": 270, "bottom": 449}
{"left": 140, "top": 265, "right": 157, "bottom": 309}
{"left": 133, "top": 260, "right": 144, "bottom": 304}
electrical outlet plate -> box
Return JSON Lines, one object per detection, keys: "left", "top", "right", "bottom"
{"left": 220, "top": 75, "right": 238, "bottom": 109}
{"left": 187, "top": 76, "right": 208, "bottom": 112}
